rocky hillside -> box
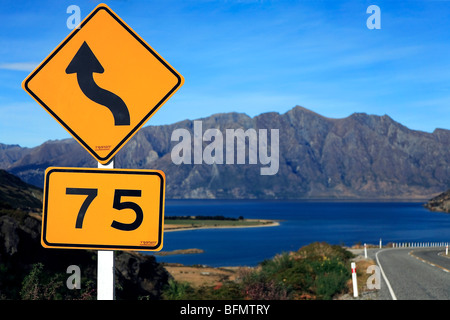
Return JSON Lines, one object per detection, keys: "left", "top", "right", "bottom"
{"left": 0, "top": 212, "right": 171, "bottom": 299}
{"left": 0, "top": 169, "right": 42, "bottom": 211}
{"left": 1, "top": 106, "right": 449, "bottom": 199}
{"left": 424, "top": 189, "right": 450, "bottom": 213}
{"left": 0, "top": 170, "right": 170, "bottom": 299}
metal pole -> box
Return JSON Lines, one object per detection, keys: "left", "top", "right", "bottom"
{"left": 97, "top": 159, "right": 115, "bottom": 300}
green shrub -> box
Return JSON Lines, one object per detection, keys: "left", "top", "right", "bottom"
{"left": 162, "top": 279, "right": 244, "bottom": 300}
{"left": 20, "top": 263, "right": 64, "bottom": 300}
{"left": 19, "top": 262, "right": 96, "bottom": 300}
{"left": 253, "top": 242, "right": 352, "bottom": 300}
{"left": 310, "top": 258, "right": 350, "bottom": 300}
{"left": 314, "top": 271, "right": 349, "bottom": 300}
{"left": 160, "top": 242, "right": 353, "bottom": 301}
{"left": 260, "top": 252, "right": 293, "bottom": 274}
{"left": 191, "top": 282, "right": 244, "bottom": 300}
{"left": 162, "top": 279, "right": 194, "bottom": 300}
{"left": 240, "top": 271, "right": 289, "bottom": 300}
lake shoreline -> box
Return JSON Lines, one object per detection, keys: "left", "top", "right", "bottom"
{"left": 164, "top": 219, "right": 280, "bottom": 233}
{"left": 156, "top": 201, "right": 449, "bottom": 268}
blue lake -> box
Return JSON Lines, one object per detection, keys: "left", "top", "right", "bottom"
{"left": 145, "top": 200, "right": 450, "bottom": 267}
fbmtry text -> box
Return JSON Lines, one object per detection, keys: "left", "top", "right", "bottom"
{"left": 180, "top": 304, "right": 270, "bottom": 317}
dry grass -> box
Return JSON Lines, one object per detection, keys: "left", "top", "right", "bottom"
{"left": 355, "top": 259, "right": 378, "bottom": 294}
{"left": 163, "top": 264, "right": 246, "bottom": 288}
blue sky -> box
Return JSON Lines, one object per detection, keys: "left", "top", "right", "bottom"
{"left": 1, "top": 0, "right": 450, "bottom": 147}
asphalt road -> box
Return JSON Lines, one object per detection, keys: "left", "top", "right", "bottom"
{"left": 370, "top": 247, "right": 450, "bottom": 300}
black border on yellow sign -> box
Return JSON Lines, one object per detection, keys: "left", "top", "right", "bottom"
{"left": 42, "top": 167, "right": 165, "bottom": 251}
{"left": 23, "top": 5, "right": 183, "bottom": 164}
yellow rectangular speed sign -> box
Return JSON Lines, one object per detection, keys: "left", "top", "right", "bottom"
{"left": 42, "top": 167, "right": 165, "bottom": 251}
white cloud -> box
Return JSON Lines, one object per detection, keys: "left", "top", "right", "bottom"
{"left": 0, "top": 62, "right": 38, "bottom": 72}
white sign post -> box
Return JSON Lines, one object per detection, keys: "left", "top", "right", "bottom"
{"left": 97, "top": 159, "right": 115, "bottom": 300}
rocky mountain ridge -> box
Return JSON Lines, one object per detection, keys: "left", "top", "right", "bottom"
{"left": 1, "top": 106, "right": 449, "bottom": 199}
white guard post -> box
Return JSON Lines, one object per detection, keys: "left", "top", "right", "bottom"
{"left": 97, "top": 159, "right": 115, "bottom": 300}
{"left": 351, "top": 262, "right": 358, "bottom": 298}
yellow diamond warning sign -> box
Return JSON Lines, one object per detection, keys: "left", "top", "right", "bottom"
{"left": 22, "top": 4, "right": 184, "bottom": 164}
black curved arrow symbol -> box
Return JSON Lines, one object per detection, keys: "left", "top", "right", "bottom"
{"left": 66, "top": 41, "right": 130, "bottom": 126}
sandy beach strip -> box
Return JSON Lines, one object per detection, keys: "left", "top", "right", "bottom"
{"left": 164, "top": 219, "right": 280, "bottom": 232}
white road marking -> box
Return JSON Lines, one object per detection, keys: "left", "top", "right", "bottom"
{"left": 375, "top": 249, "right": 397, "bottom": 300}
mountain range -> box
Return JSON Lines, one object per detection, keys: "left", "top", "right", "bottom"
{"left": 1, "top": 106, "right": 449, "bottom": 199}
